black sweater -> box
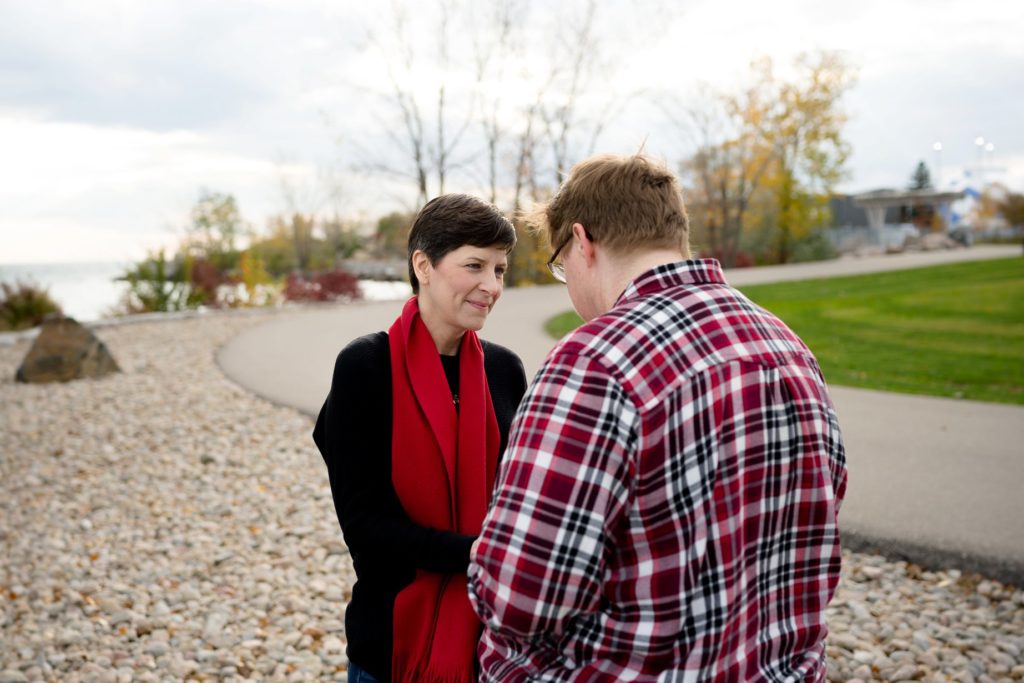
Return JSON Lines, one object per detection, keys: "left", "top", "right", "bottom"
{"left": 312, "top": 331, "right": 527, "bottom": 682}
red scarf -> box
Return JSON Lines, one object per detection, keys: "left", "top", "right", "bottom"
{"left": 388, "top": 297, "right": 500, "bottom": 683}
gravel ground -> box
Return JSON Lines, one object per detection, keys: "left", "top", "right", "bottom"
{"left": 1, "top": 315, "right": 1022, "bottom": 683}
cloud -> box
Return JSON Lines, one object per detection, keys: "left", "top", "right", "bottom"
{"left": 0, "top": 112, "right": 301, "bottom": 262}
{"left": 0, "top": 0, "right": 368, "bottom": 131}
{"left": 0, "top": 0, "right": 1022, "bottom": 263}
{"left": 840, "top": 41, "right": 1024, "bottom": 191}
{"left": 0, "top": 109, "right": 408, "bottom": 264}
{"left": 0, "top": 6, "right": 251, "bottom": 129}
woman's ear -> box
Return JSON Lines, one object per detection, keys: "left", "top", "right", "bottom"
{"left": 412, "top": 250, "right": 432, "bottom": 288}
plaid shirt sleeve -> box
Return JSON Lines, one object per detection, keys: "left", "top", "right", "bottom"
{"left": 468, "top": 343, "right": 638, "bottom": 640}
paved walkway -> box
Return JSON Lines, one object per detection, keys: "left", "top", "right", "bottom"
{"left": 218, "top": 245, "right": 1024, "bottom": 584}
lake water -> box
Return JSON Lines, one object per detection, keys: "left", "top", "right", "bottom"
{"left": 0, "top": 261, "right": 412, "bottom": 323}
{"left": 0, "top": 261, "right": 133, "bottom": 323}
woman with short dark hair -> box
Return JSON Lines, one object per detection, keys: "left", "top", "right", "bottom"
{"left": 313, "top": 194, "right": 527, "bottom": 682}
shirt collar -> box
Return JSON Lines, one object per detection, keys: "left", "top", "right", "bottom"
{"left": 614, "top": 259, "right": 727, "bottom": 307}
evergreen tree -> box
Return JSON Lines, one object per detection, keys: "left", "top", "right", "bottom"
{"left": 909, "top": 161, "right": 933, "bottom": 191}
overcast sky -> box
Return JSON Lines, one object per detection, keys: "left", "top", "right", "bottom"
{"left": 2, "top": 0, "right": 1022, "bottom": 264}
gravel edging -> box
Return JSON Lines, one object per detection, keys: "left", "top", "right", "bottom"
{"left": 843, "top": 531, "right": 1024, "bottom": 591}
{"left": 0, "top": 302, "right": 342, "bottom": 348}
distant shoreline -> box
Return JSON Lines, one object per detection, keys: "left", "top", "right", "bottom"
{"left": 0, "top": 260, "right": 412, "bottom": 327}
{"left": 0, "top": 283, "right": 413, "bottom": 348}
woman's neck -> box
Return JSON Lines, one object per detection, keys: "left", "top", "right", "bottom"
{"left": 418, "top": 306, "right": 463, "bottom": 356}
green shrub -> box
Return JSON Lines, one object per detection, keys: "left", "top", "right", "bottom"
{"left": 0, "top": 280, "right": 63, "bottom": 331}
{"left": 116, "top": 250, "right": 188, "bottom": 313}
{"left": 788, "top": 230, "right": 838, "bottom": 263}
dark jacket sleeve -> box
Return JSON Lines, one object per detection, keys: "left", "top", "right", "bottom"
{"left": 483, "top": 340, "right": 529, "bottom": 458}
{"left": 313, "top": 334, "right": 475, "bottom": 575}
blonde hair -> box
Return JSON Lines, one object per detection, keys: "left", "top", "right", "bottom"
{"left": 524, "top": 153, "right": 690, "bottom": 255}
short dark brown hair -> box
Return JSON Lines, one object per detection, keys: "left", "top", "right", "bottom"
{"left": 525, "top": 153, "right": 689, "bottom": 256}
{"left": 407, "top": 194, "right": 516, "bottom": 294}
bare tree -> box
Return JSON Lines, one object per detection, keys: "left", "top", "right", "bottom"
{"left": 539, "top": 0, "right": 599, "bottom": 186}
{"left": 352, "top": 0, "right": 671, "bottom": 283}
{"left": 468, "top": 0, "right": 524, "bottom": 204}
{"left": 361, "top": 0, "right": 481, "bottom": 206}
{"left": 666, "top": 80, "right": 776, "bottom": 267}
{"left": 364, "top": 0, "right": 636, "bottom": 208}
{"left": 512, "top": 90, "right": 548, "bottom": 215}
{"left": 384, "top": 0, "right": 431, "bottom": 204}
{"left": 275, "top": 157, "right": 350, "bottom": 271}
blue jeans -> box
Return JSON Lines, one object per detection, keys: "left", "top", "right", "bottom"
{"left": 347, "top": 660, "right": 379, "bottom": 683}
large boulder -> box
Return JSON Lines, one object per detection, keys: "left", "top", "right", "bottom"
{"left": 15, "top": 316, "right": 120, "bottom": 383}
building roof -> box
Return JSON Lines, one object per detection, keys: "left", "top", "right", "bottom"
{"left": 853, "top": 189, "right": 965, "bottom": 208}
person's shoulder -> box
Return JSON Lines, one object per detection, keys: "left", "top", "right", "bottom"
{"left": 481, "top": 338, "right": 523, "bottom": 367}
{"left": 334, "top": 331, "right": 389, "bottom": 375}
{"left": 538, "top": 312, "right": 639, "bottom": 388}
{"left": 343, "top": 330, "right": 388, "bottom": 351}
{"left": 481, "top": 338, "right": 527, "bottom": 400}
{"left": 481, "top": 339, "right": 526, "bottom": 384}
{"left": 553, "top": 309, "right": 629, "bottom": 358}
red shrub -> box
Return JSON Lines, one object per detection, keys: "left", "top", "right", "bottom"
{"left": 188, "top": 258, "right": 228, "bottom": 306}
{"left": 702, "top": 249, "right": 755, "bottom": 269}
{"left": 284, "top": 269, "right": 362, "bottom": 302}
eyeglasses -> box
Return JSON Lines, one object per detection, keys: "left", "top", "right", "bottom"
{"left": 545, "top": 233, "right": 571, "bottom": 283}
{"left": 546, "top": 228, "right": 592, "bottom": 284}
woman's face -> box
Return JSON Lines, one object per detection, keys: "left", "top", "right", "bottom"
{"left": 415, "top": 243, "right": 508, "bottom": 337}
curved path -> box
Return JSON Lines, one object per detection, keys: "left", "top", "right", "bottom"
{"left": 219, "top": 245, "right": 1024, "bottom": 584}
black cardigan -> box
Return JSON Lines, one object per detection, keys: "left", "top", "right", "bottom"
{"left": 312, "top": 331, "right": 527, "bottom": 681}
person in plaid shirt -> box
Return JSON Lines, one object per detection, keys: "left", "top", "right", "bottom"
{"left": 467, "top": 153, "right": 848, "bottom": 681}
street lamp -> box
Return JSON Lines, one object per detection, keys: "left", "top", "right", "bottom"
{"left": 985, "top": 142, "right": 996, "bottom": 185}
{"left": 933, "top": 141, "right": 943, "bottom": 187}
{"left": 975, "top": 136, "right": 986, "bottom": 182}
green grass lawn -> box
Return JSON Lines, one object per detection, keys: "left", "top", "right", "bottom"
{"left": 544, "top": 257, "right": 1024, "bottom": 404}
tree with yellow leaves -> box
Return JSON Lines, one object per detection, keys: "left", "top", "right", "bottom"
{"left": 765, "top": 52, "right": 855, "bottom": 263}
{"left": 675, "top": 80, "right": 775, "bottom": 267}
{"left": 676, "top": 51, "right": 856, "bottom": 265}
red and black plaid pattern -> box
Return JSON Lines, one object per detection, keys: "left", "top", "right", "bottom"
{"left": 468, "top": 260, "right": 848, "bottom": 682}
